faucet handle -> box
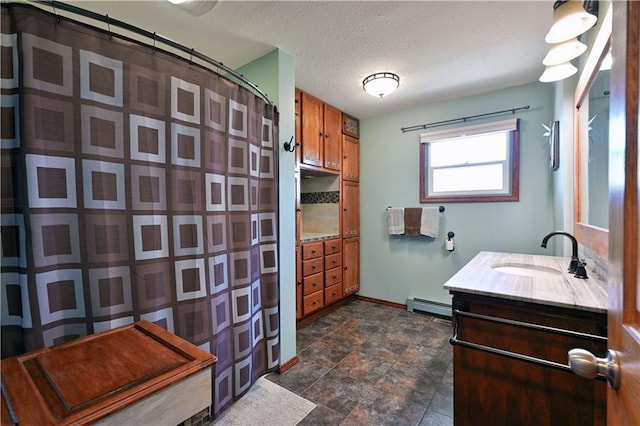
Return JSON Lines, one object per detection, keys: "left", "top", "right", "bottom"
{"left": 574, "top": 259, "right": 589, "bottom": 279}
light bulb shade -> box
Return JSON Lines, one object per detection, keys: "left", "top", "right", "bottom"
{"left": 539, "top": 61, "right": 578, "bottom": 82}
{"left": 543, "top": 37, "right": 587, "bottom": 66}
{"left": 166, "top": 0, "right": 218, "bottom": 16}
{"left": 545, "top": 0, "right": 597, "bottom": 44}
{"left": 363, "top": 72, "right": 400, "bottom": 98}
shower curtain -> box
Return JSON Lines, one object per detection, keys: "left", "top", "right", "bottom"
{"left": 0, "top": 3, "right": 279, "bottom": 417}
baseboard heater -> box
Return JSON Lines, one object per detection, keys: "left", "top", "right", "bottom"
{"left": 406, "top": 297, "right": 452, "bottom": 318}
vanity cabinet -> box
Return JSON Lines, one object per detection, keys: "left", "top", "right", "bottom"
{"left": 300, "top": 92, "right": 342, "bottom": 171}
{"left": 450, "top": 292, "right": 606, "bottom": 426}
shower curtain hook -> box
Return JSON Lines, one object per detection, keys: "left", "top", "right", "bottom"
{"left": 49, "top": 1, "right": 60, "bottom": 23}
{"left": 105, "top": 14, "right": 112, "bottom": 39}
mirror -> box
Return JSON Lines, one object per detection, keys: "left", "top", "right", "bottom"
{"left": 573, "top": 3, "right": 612, "bottom": 259}
{"left": 585, "top": 61, "right": 610, "bottom": 229}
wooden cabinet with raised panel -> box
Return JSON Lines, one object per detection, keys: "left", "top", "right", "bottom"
{"left": 295, "top": 245, "right": 302, "bottom": 320}
{"left": 300, "top": 92, "right": 341, "bottom": 171}
{"left": 301, "top": 241, "right": 324, "bottom": 316}
{"left": 450, "top": 292, "right": 606, "bottom": 426}
{"left": 343, "top": 237, "right": 360, "bottom": 295}
{"left": 342, "top": 180, "right": 359, "bottom": 238}
{"left": 294, "top": 88, "right": 302, "bottom": 166}
{"left": 342, "top": 135, "right": 359, "bottom": 181}
{"left": 323, "top": 239, "right": 343, "bottom": 306}
{"left": 323, "top": 104, "right": 342, "bottom": 171}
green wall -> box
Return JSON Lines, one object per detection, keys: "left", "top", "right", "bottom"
{"left": 237, "top": 49, "right": 297, "bottom": 365}
{"left": 359, "top": 82, "right": 555, "bottom": 306}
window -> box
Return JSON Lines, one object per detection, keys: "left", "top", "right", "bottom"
{"left": 420, "top": 118, "right": 519, "bottom": 202}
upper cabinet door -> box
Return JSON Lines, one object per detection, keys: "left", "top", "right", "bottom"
{"left": 294, "top": 88, "right": 302, "bottom": 166}
{"left": 342, "top": 135, "right": 359, "bottom": 181}
{"left": 300, "top": 92, "right": 323, "bottom": 167}
{"left": 323, "top": 104, "right": 342, "bottom": 171}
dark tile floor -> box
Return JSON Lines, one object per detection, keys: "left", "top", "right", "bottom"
{"left": 266, "top": 299, "right": 454, "bottom": 426}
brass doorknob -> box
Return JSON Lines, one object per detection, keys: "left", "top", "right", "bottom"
{"left": 568, "top": 348, "right": 620, "bottom": 389}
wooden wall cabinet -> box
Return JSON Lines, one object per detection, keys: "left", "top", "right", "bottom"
{"left": 295, "top": 88, "right": 359, "bottom": 323}
{"left": 342, "top": 180, "right": 359, "bottom": 238}
{"left": 450, "top": 292, "right": 606, "bottom": 426}
{"left": 342, "top": 135, "right": 359, "bottom": 181}
{"left": 300, "top": 92, "right": 341, "bottom": 171}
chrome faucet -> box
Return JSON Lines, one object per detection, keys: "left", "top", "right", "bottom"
{"left": 540, "top": 231, "right": 580, "bottom": 274}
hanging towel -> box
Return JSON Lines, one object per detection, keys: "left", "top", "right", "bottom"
{"left": 404, "top": 208, "right": 422, "bottom": 236}
{"left": 420, "top": 207, "right": 440, "bottom": 238}
{"left": 387, "top": 208, "right": 405, "bottom": 234}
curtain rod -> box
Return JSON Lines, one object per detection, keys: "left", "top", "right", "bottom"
{"left": 400, "top": 105, "right": 530, "bottom": 134}
{"left": 28, "top": 0, "right": 274, "bottom": 106}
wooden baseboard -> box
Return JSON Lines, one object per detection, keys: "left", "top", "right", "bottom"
{"left": 278, "top": 356, "right": 299, "bottom": 374}
{"left": 296, "top": 295, "right": 357, "bottom": 328}
{"left": 356, "top": 295, "right": 407, "bottom": 310}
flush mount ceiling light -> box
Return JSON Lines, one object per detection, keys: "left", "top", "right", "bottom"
{"left": 363, "top": 72, "right": 400, "bottom": 98}
{"left": 543, "top": 37, "right": 588, "bottom": 66}
{"left": 539, "top": 62, "right": 578, "bottom": 83}
{"left": 545, "top": 0, "right": 598, "bottom": 44}
{"left": 166, "top": 0, "right": 218, "bottom": 16}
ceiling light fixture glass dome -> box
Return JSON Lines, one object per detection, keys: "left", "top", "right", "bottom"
{"left": 545, "top": 0, "right": 597, "bottom": 44}
{"left": 543, "top": 37, "right": 588, "bottom": 66}
{"left": 539, "top": 61, "right": 578, "bottom": 83}
{"left": 363, "top": 72, "right": 400, "bottom": 98}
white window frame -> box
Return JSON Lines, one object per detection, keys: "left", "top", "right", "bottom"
{"left": 419, "top": 118, "right": 519, "bottom": 203}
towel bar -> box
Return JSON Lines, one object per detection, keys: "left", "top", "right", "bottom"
{"left": 386, "top": 205, "right": 445, "bottom": 212}
{"left": 450, "top": 309, "right": 607, "bottom": 380}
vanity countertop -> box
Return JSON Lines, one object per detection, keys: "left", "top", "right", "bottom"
{"left": 301, "top": 232, "right": 340, "bottom": 242}
{"left": 443, "top": 251, "right": 608, "bottom": 313}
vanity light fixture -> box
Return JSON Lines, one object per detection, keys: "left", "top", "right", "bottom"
{"left": 543, "top": 37, "right": 587, "bottom": 66}
{"left": 166, "top": 0, "right": 218, "bottom": 16}
{"left": 539, "top": 61, "right": 578, "bottom": 83}
{"left": 363, "top": 72, "right": 400, "bottom": 98}
{"left": 545, "top": 0, "right": 598, "bottom": 44}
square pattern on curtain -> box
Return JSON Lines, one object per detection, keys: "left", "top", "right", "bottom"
{"left": 0, "top": 3, "right": 279, "bottom": 417}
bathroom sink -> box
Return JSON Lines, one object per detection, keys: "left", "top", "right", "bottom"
{"left": 491, "top": 263, "right": 563, "bottom": 278}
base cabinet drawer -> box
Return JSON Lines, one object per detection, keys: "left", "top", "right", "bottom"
{"left": 325, "top": 267, "right": 342, "bottom": 287}
{"left": 324, "top": 239, "right": 342, "bottom": 256}
{"left": 303, "top": 273, "right": 324, "bottom": 296}
{"left": 302, "top": 241, "right": 324, "bottom": 260}
{"left": 302, "top": 258, "right": 324, "bottom": 276}
{"left": 324, "top": 283, "right": 343, "bottom": 305}
{"left": 325, "top": 253, "right": 342, "bottom": 270}
{"left": 303, "top": 291, "right": 323, "bottom": 315}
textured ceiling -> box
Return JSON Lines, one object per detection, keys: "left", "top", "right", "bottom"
{"left": 64, "top": 0, "right": 553, "bottom": 119}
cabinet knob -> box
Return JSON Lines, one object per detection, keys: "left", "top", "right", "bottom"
{"left": 319, "top": 132, "right": 324, "bottom": 136}
{"left": 568, "top": 348, "right": 620, "bottom": 389}
{"left": 312, "top": 265, "right": 316, "bottom": 269}
{"left": 325, "top": 133, "right": 329, "bottom": 138}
